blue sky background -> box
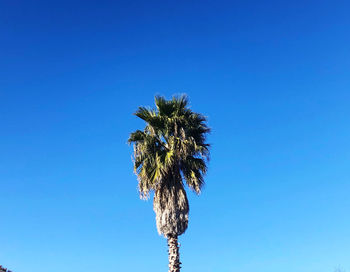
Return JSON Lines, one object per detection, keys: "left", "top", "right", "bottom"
{"left": 1, "top": 1, "right": 350, "bottom": 272}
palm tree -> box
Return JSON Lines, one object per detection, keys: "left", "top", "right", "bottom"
{"left": 128, "top": 95, "right": 210, "bottom": 272}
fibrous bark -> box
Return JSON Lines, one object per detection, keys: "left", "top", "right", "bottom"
{"left": 153, "top": 181, "right": 189, "bottom": 237}
{"left": 167, "top": 235, "right": 181, "bottom": 272}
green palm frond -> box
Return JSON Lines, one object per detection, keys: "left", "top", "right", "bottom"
{"left": 129, "top": 95, "right": 210, "bottom": 200}
{"left": 180, "top": 156, "right": 207, "bottom": 194}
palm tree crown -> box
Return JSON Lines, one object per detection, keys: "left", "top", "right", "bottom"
{"left": 128, "top": 95, "right": 210, "bottom": 238}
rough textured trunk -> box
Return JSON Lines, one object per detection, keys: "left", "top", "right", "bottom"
{"left": 167, "top": 235, "right": 181, "bottom": 272}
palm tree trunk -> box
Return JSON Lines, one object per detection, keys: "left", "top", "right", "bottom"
{"left": 167, "top": 235, "right": 181, "bottom": 272}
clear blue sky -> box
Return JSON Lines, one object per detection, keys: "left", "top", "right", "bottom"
{"left": 1, "top": 1, "right": 349, "bottom": 272}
